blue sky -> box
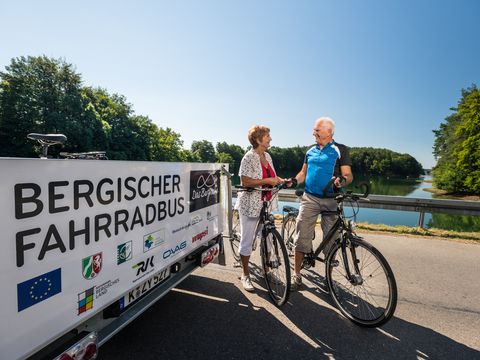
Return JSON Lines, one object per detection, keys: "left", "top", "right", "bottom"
{"left": 1, "top": 0, "right": 479, "bottom": 168}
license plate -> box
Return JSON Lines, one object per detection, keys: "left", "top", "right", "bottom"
{"left": 200, "top": 244, "right": 220, "bottom": 267}
{"left": 124, "top": 266, "right": 171, "bottom": 306}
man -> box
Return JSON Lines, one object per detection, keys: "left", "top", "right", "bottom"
{"left": 291, "top": 116, "right": 353, "bottom": 290}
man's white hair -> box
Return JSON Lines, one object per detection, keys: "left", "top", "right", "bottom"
{"left": 315, "top": 116, "right": 335, "bottom": 133}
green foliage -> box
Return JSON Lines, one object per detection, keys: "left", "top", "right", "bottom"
{"left": 350, "top": 147, "right": 423, "bottom": 177}
{"left": 432, "top": 85, "right": 480, "bottom": 194}
{"left": 215, "top": 141, "right": 244, "bottom": 175}
{"left": 0, "top": 56, "right": 186, "bottom": 161}
{"left": 191, "top": 140, "right": 216, "bottom": 162}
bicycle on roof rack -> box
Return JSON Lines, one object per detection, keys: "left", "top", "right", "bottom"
{"left": 27, "top": 133, "right": 107, "bottom": 160}
{"left": 282, "top": 178, "right": 398, "bottom": 327}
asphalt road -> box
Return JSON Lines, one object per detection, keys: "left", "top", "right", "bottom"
{"left": 101, "top": 231, "right": 480, "bottom": 359}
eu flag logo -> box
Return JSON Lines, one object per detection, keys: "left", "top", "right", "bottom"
{"left": 17, "top": 268, "right": 62, "bottom": 312}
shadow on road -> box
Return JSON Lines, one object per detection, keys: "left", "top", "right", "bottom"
{"left": 100, "top": 271, "right": 479, "bottom": 360}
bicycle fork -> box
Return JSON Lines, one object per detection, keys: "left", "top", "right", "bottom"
{"left": 337, "top": 237, "right": 364, "bottom": 286}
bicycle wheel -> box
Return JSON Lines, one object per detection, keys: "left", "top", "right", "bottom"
{"left": 281, "top": 214, "right": 296, "bottom": 256}
{"left": 260, "top": 229, "right": 291, "bottom": 306}
{"left": 229, "top": 209, "right": 241, "bottom": 261}
{"left": 326, "top": 237, "right": 397, "bottom": 327}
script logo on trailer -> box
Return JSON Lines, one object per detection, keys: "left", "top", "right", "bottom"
{"left": 82, "top": 252, "right": 103, "bottom": 279}
{"left": 189, "top": 170, "right": 220, "bottom": 212}
{"left": 17, "top": 268, "right": 62, "bottom": 312}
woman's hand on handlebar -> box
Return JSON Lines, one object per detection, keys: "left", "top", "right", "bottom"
{"left": 264, "top": 176, "right": 284, "bottom": 187}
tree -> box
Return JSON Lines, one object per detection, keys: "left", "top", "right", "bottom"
{"left": 432, "top": 85, "right": 480, "bottom": 193}
{"left": 191, "top": 140, "right": 216, "bottom": 162}
{"left": 0, "top": 56, "right": 86, "bottom": 157}
{"left": 215, "top": 141, "right": 244, "bottom": 175}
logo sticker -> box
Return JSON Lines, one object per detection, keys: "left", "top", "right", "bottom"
{"left": 17, "top": 268, "right": 62, "bottom": 312}
{"left": 143, "top": 229, "right": 165, "bottom": 252}
{"left": 82, "top": 253, "right": 103, "bottom": 279}
{"left": 189, "top": 170, "right": 220, "bottom": 212}
{"left": 78, "top": 287, "right": 94, "bottom": 315}
{"left": 192, "top": 227, "right": 209, "bottom": 243}
{"left": 117, "top": 241, "right": 133, "bottom": 264}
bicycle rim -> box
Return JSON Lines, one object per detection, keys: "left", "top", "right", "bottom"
{"left": 230, "top": 209, "right": 241, "bottom": 261}
{"left": 260, "top": 229, "right": 291, "bottom": 306}
{"left": 326, "top": 237, "right": 397, "bottom": 327}
{"left": 282, "top": 215, "right": 296, "bottom": 257}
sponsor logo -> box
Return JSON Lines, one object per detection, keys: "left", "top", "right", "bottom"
{"left": 82, "top": 252, "right": 102, "bottom": 279}
{"left": 189, "top": 170, "right": 220, "bottom": 212}
{"left": 132, "top": 256, "right": 155, "bottom": 282}
{"left": 77, "top": 279, "right": 120, "bottom": 315}
{"left": 191, "top": 214, "right": 203, "bottom": 225}
{"left": 172, "top": 222, "right": 191, "bottom": 234}
{"left": 17, "top": 268, "right": 62, "bottom": 312}
{"left": 95, "top": 278, "right": 120, "bottom": 299}
{"left": 192, "top": 227, "right": 209, "bottom": 243}
{"left": 207, "top": 210, "right": 218, "bottom": 221}
{"left": 163, "top": 241, "right": 187, "bottom": 259}
{"left": 143, "top": 229, "right": 166, "bottom": 252}
{"left": 78, "top": 287, "right": 94, "bottom": 315}
{"left": 117, "top": 241, "right": 133, "bottom": 265}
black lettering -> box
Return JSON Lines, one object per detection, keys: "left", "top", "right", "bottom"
{"left": 157, "top": 201, "right": 167, "bottom": 221}
{"left": 97, "top": 178, "right": 114, "bottom": 205}
{"left": 130, "top": 206, "right": 144, "bottom": 230}
{"left": 173, "top": 175, "right": 181, "bottom": 193}
{"left": 117, "top": 177, "right": 122, "bottom": 203}
{"left": 16, "top": 228, "right": 40, "bottom": 267}
{"left": 138, "top": 176, "right": 149, "bottom": 198}
{"left": 74, "top": 180, "right": 94, "bottom": 210}
{"left": 151, "top": 176, "right": 161, "bottom": 196}
{"left": 124, "top": 177, "right": 136, "bottom": 201}
{"left": 14, "top": 183, "right": 43, "bottom": 219}
{"left": 49, "top": 181, "right": 70, "bottom": 214}
{"left": 39, "top": 225, "right": 67, "bottom": 260}
{"left": 177, "top": 197, "right": 185, "bottom": 214}
{"left": 168, "top": 198, "right": 177, "bottom": 217}
{"left": 69, "top": 217, "right": 90, "bottom": 249}
{"left": 163, "top": 175, "right": 171, "bottom": 194}
{"left": 95, "top": 213, "right": 112, "bottom": 242}
{"left": 114, "top": 209, "right": 129, "bottom": 235}
{"left": 145, "top": 204, "right": 156, "bottom": 225}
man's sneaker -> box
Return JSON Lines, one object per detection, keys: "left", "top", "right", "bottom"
{"left": 241, "top": 275, "right": 255, "bottom": 292}
{"left": 291, "top": 274, "right": 302, "bottom": 291}
{"left": 266, "top": 271, "right": 283, "bottom": 285}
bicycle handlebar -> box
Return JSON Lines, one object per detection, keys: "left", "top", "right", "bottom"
{"left": 235, "top": 183, "right": 288, "bottom": 192}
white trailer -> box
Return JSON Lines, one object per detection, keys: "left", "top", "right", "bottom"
{"left": 0, "top": 158, "right": 228, "bottom": 360}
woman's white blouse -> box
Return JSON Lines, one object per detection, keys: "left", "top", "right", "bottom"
{"left": 236, "top": 149, "right": 278, "bottom": 217}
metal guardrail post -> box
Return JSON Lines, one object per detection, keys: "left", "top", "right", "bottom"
{"left": 418, "top": 211, "right": 425, "bottom": 228}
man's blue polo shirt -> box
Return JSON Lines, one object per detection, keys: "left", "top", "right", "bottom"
{"left": 304, "top": 141, "right": 351, "bottom": 198}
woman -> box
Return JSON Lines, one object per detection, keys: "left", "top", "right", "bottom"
{"left": 236, "top": 125, "right": 284, "bottom": 292}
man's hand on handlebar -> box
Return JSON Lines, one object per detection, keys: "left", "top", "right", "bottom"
{"left": 284, "top": 177, "right": 298, "bottom": 188}
{"left": 333, "top": 176, "right": 347, "bottom": 188}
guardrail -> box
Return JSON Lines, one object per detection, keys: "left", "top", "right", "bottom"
{"left": 232, "top": 189, "right": 480, "bottom": 228}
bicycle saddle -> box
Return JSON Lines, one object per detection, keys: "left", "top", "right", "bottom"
{"left": 27, "top": 133, "right": 67, "bottom": 145}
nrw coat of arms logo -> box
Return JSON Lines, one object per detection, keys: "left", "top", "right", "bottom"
{"left": 82, "top": 252, "right": 103, "bottom": 280}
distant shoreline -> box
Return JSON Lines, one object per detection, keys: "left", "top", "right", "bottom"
{"left": 423, "top": 187, "right": 480, "bottom": 201}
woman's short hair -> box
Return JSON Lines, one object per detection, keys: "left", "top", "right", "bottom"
{"left": 248, "top": 125, "right": 270, "bottom": 149}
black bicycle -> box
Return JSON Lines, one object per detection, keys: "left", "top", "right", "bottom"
{"left": 234, "top": 185, "right": 291, "bottom": 306}
{"left": 282, "top": 178, "right": 397, "bottom": 327}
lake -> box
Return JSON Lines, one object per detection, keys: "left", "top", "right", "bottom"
{"left": 276, "top": 176, "right": 480, "bottom": 232}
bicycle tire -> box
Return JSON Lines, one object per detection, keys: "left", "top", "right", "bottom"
{"left": 326, "top": 237, "right": 397, "bottom": 327}
{"left": 260, "top": 229, "right": 291, "bottom": 306}
{"left": 229, "top": 209, "right": 241, "bottom": 261}
{"left": 281, "top": 214, "right": 296, "bottom": 257}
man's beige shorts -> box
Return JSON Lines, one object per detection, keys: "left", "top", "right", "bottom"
{"left": 294, "top": 192, "right": 338, "bottom": 253}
